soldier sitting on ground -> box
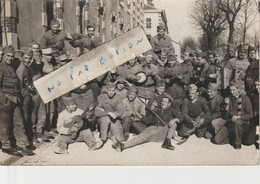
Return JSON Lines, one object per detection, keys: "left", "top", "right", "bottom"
{"left": 54, "top": 96, "right": 103, "bottom": 154}
{"left": 112, "top": 95, "right": 185, "bottom": 152}
{"left": 179, "top": 84, "right": 211, "bottom": 139}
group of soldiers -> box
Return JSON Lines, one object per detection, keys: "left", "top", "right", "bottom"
{"left": 0, "top": 19, "right": 259, "bottom": 157}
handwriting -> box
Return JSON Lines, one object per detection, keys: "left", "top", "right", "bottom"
{"left": 47, "top": 36, "right": 144, "bottom": 93}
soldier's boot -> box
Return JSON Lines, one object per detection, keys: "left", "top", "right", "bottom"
{"left": 2, "top": 148, "right": 23, "bottom": 157}
{"left": 161, "top": 138, "right": 175, "bottom": 150}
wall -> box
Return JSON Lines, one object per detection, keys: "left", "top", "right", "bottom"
{"left": 16, "top": 0, "right": 43, "bottom": 49}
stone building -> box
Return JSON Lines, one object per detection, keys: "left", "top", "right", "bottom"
{"left": 0, "top": 0, "right": 145, "bottom": 51}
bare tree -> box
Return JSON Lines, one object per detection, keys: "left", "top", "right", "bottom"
{"left": 181, "top": 36, "right": 197, "bottom": 53}
{"left": 190, "top": 0, "right": 226, "bottom": 50}
{"left": 217, "top": 0, "right": 243, "bottom": 44}
{"left": 236, "top": 0, "right": 258, "bottom": 44}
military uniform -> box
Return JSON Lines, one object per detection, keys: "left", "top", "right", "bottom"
{"left": 16, "top": 61, "right": 34, "bottom": 143}
{"left": 95, "top": 91, "right": 124, "bottom": 142}
{"left": 180, "top": 96, "right": 210, "bottom": 137}
{"left": 40, "top": 29, "right": 67, "bottom": 58}
{"left": 0, "top": 61, "right": 29, "bottom": 149}
{"left": 150, "top": 34, "right": 175, "bottom": 56}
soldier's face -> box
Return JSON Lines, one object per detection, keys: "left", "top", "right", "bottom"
{"left": 156, "top": 86, "right": 165, "bottom": 95}
{"left": 117, "top": 83, "right": 125, "bottom": 90}
{"left": 208, "top": 54, "right": 214, "bottom": 63}
{"left": 66, "top": 104, "right": 76, "bottom": 112}
{"left": 3, "top": 53, "right": 14, "bottom": 65}
{"left": 160, "top": 52, "right": 167, "bottom": 60}
{"left": 128, "top": 59, "right": 136, "bottom": 66}
{"left": 230, "top": 86, "right": 239, "bottom": 97}
{"left": 161, "top": 98, "right": 171, "bottom": 110}
{"left": 188, "top": 90, "right": 198, "bottom": 101}
{"left": 145, "top": 54, "right": 153, "bottom": 64}
{"left": 128, "top": 92, "right": 136, "bottom": 101}
{"left": 150, "top": 101, "right": 158, "bottom": 111}
{"left": 207, "top": 89, "right": 217, "bottom": 99}
{"left": 249, "top": 50, "right": 256, "bottom": 60}
{"left": 51, "top": 24, "right": 60, "bottom": 34}
{"left": 182, "top": 53, "right": 189, "bottom": 61}
{"left": 87, "top": 27, "right": 95, "bottom": 37}
{"left": 157, "top": 29, "right": 165, "bottom": 37}
{"left": 238, "top": 51, "right": 246, "bottom": 59}
{"left": 22, "top": 54, "right": 32, "bottom": 67}
{"left": 31, "top": 44, "right": 40, "bottom": 54}
{"left": 107, "top": 88, "right": 116, "bottom": 98}
{"left": 168, "top": 60, "right": 177, "bottom": 67}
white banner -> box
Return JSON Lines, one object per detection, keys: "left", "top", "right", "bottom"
{"left": 34, "top": 26, "right": 152, "bottom": 103}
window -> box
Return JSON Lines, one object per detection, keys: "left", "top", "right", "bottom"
{"left": 146, "top": 18, "right": 151, "bottom": 28}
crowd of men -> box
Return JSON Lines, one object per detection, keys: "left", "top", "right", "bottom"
{"left": 0, "top": 19, "right": 259, "bottom": 157}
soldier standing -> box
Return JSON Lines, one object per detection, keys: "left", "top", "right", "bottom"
{"left": 0, "top": 46, "right": 34, "bottom": 156}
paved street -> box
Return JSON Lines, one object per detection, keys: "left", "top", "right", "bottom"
{"left": 8, "top": 132, "right": 259, "bottom": 166}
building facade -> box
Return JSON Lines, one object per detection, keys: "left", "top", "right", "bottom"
{"left": 143, "top": 2, "right": 168, "bottom": 37}
{"left": 0, "top": 0, "right": 144, "bottom": 51}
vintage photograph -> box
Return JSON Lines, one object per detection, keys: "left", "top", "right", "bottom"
{"left": 0, "top": 0, "right": 259, "bottom": 166}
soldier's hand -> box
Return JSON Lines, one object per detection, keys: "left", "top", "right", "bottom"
{"left": 133, "top": 75, "right": 141, "bottom": 81}
{"left": 71, "top": 124, "right": 79, "bottom": 132}
{"left": 107, "top": 112, "right": 117, "bottom": 119}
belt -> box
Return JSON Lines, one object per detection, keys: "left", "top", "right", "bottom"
{"left": 143, "top": 83, "right": 155, "bottom": 87}
{"left": 2, "top": 85, "right": 20, "bottom": 90}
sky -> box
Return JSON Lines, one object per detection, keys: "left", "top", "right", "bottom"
{"left": 153, "top": 0, "right": 198, "bottom": 43}
{"left": 153, "top": 0, "right": 260, "bottom": 44}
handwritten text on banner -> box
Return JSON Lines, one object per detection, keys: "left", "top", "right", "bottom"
{"left": 33, "top": 26, "right": 152, "bottom": 103}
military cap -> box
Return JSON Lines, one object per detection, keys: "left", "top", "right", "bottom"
{"left": 87, "top": 23, "right": 96, "bottom": 30}
{"left": 157, "top": 24, "right": 166, "bottom": 31}
{"left": 3, "top": 45, "right": 15, "bottom": 55}
{"left": 50, "top": 19, "right": 60, "bottom": 27}
{"left": 237, "top": 45, "right": 247, "bottom": 52}
{"left": 208, "top": 83, "right": 219, "bottom": 91}
{"left": 62, "top": 96, "right": 75, "bottom": 106}
{"left": 188, "top": 84, "right": 198, "bottom": 92}
{"left": 162, "top": 93, "right": 174, "bottom": 104}
{"left": 156, "top": 79, "right": 166, "bottom": 87}
{"left": 229, "top": 80, "right": 242, "bottom": 89}
{"left": 22, "top": 50, "right": 33, "bottom": 58}
{"left": 127, "top": 86, "right": 138, "bottom": 95}
{"left": 41, "top": 48, "right": 53, "bottom": 55}
{"left": 106, "top": 82, "right": 116, "bottom": 90}
{"left": 248, "top": 45, "right": 257, "bottom": 53}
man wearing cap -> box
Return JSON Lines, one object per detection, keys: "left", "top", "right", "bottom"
{"left": 54, "top": 96, "right": 102, "bottom": 154}
{"left": 206, "top": 83, "right": 228, "bottom": 144}
{"left": 150, "top": 24, "right": 175, "bottom": 56}
{"left": 225, "top": 45, "right": 250, "bottom": 94}
{"left": 121, "top": 86, "right": 146, "bottom": 140}
{"left": 95, "top": 82, "right": 125, "bottom": 148}
{"left": 147, "top": 79, "right": 172, "bottom": 109}
{"left": 115, "top": 76, "right": 129, "bottom": 100}
{"left": 112, "top": 95, "right": 184, "bottom": 152}
{"left": 16, "top": 50, "right": 36, "bottom": 149}
{"left": 204, "top": 51, "right": 223, "bottom": 87}
{"left": 180, "top": 51, "right": 194, "bottom": 85}
{"left": 223, "top": 81, "right": 255, "bottom": 149}
{"left": 245, "top": 45, "right": 259, "bottom": 97}
{"left": 135, "top": 51, "right": 161, "bottom": 101}
{"left": 0, "top": 45, "right": 34, "bottom": 156}
{"left": 68, "top": 24, "right": 101, "bottom": 56}
{"left": 40, "top": 19, "right": 69, "bottom": 63}
{"left": 179, "top": 84, "right": 211, "bottom": 139}
{"left": 124, "top": 58, "right": 143, "bottom": 84}
{"left": 27, "top": 50, "right": 51, "bottom": 143}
